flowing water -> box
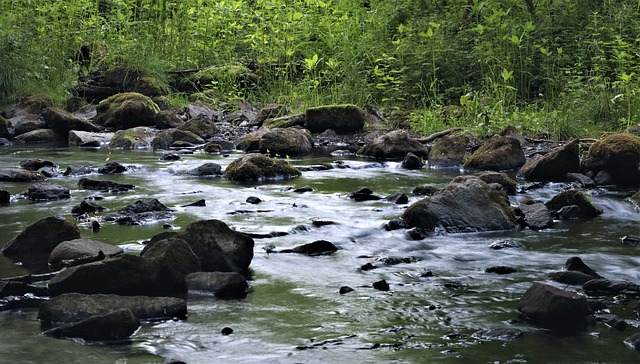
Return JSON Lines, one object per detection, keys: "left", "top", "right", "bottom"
{"left": 1, "top": 144, "right": 640, "bottom": 363}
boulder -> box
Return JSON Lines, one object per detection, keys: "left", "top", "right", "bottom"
{"left": 178, "top": 219, "right": 254, "bottom": 273}
{"left": 428, "top": 134, "right": 469, "bottom": 167}
{"left": 185, "top": 272, "right": 248, "bottom": 299}
{"left": 1, "top": 216, "right": 80, "bottom": 272}
{"left": 47, "top": 254, "right": 165, "bottom": 297}
{"left": 280, "top": 240, "right": 338, "bottom": 256}
{"left": 475, "top": 171, "right": 517, "bottom": 195}
{"left": 109, "top": 126, "right": 158, "bottom": 149}
{"left": 0, "top": 168, "right": 45, "bottom": 182}
{"left": 463, "top": 135, "right": 525, "bottom": 171}
{"left": 10, "top": 114, "right": 46, "bottom": 136}
{"left": 37, "top": 293, "right": 187, "bottom": 324}
{"left": 77, "top": 177, "right": 134, "bottom": 191}
{"left": 152, "top": 129, "right": 205, "bottom": 149}
{"left": 155, "top": 110, "right": 184, "bottom": 129}
{"left": 258, "top": 127, "right": 313, "bottom": 156}
{"left": 631, "top": 190, "right": 640, "bottom": 207}
{"left": 583, "top": 278, "right": 640, "bottom": 296}
{"left": 94, "top": 92, "right": 159, "bottom": 130}
{"left": 14, "top": 94, "right": 54, "bottom": 116}
{"left": 18, "top": 158, "right": 54, "bottom": 171}
{"left": 517, "top": 282, "right": 592, "bottom": 326}
{"left": 400, "top": 152, "right": 423, "bottom": 170}
{"left": 0, "top": 114, "right": 14, "bottom": 138}
{"left": 348, "top": 187, "right": 382, "bottom": 201}
{"left": 263, "top": 114, "right": 305, "bottom": 129}
{"left": 357, "top": 130, "right": 427, "bottom": 160}
{"left": 68, "top": 131, "right": 114, "bottom": 147}
{"left": 41, "top": 107, "right": 101, "bottom": 135}
{"left": 386, "top": 192, "right": 409, "bottom": 204}
{"left": 119, "top": 199, "right": 171, "bottom": 214}
{"left": 186, "top": 103, "right": 223, "bottom": 121}
{"left": 177, "top": 115, "right": 218, "bottom": 139}
{"left": 43, "top": 309, "right": 140, "bottom": 341}
{"left": 0, "top": 190, "right": 10, "bottom": 203}
{"left": 223, "top": 153, "right": 301, "bottom": 182}
{"left": 48, "top": 239, "right": 123, "bottom": 270}
{"left": 0, "top": 281, "right": 48, "bottom": 298}
{"left": 184, "top": 163, "right": 223, "bottom": 177}
{"left": 26, "top": 183, "right": 70, "bottom": 201}
{"left": 564, "top": 256, "right": 602, "bottom": 278}
{"left": 516, "top": 201, "right": 553, "bottom": 230}
{"left": 140, "top": 237, "right": 201, "bottom": 293}
{"left": 402, "top": 176, "right": 517, "bottom": 233}
{"left": 517, "top": 139, "right": 580, "bottom": 181}
{"left": 305, "top": 104, "right": 366, "bottom": 134}
{"left": 545, "top": 190, "right": 602, "bottom": 218}
{"left": 585, "top": 133, "right": 640, "bottom": 187}
{"left": 548, "top": 271, "right": 596, "bottom": 285}
{"left": 14, "top": 128, "right": 62, "bottom": 143}
{"left": 98, "top": 161, "right": 127, "bottom": 174}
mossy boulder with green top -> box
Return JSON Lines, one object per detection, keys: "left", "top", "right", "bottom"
{"left": 95, "top": 92, "right": 159, "bottom": 131}
{"left": 585, "top": 133, "right": 640, "bottom": 187}
{"left": 223, "top": 153, "right": 301, "bottom": 182}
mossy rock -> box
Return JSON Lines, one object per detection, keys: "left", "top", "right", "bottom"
{"left": 223, "top": 153, "right": 301, "bottom": 182}
{"left": 109, "top": 127, "right": 158, "bottom": 149}
{"left": 258, "top": 128, "right": 313, "bottom": 156}
{"left": 185, "top": 64, "right": 258, "bottom": 93}
{"left": 14, "top": 129, "right": 62, "bottom": 143}
{"left": 19, "top": 94, "right": 54, "bottom": 114}
{"left": 585, "top": 133, "right": 640, "bottom": 187}
{"left": 305, "top": 104, "right": 365, "bottom": 134}
{"left": 463, "top": 135, "right": 525, "bottom": 171}
{"left": 95, "top": 92, "right": 160, "bottom": 131}
{"left": 544, "top": 189, "right": 603, "bottom": 218}
{"left": 133, "top": 76, "right": 170, "bottom": 98}
{"left": 177, "top": 116, "right": 217, "bottom": 139}
{"left": 0, "top": 115, "right": 14, "bottom": 138}
{"left": 428, "top": 134, "right": 470, "bottom": 167}
{"left": 41, "top": 107, "right": 102, "bottom": 135}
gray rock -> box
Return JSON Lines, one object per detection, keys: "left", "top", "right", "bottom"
{"left": 109, "top": 126, "right": 158, "bottom": 149}
{"left": 19, "top": 158, "right": 54, "bottom": 171}
{"left": 548, "top": 271, "right": 596, "bottom": 286}
{"left": 583, "top": 278, "right": 640, "bottom": 295}
{"left": 48, "top": 239, "right": 123, "bottom": 270}
{"left": 463, "top": 135, "right": 525, "bottom": 171}
{"left": 186, "top": 272, "right": 248, "bottom": 298}
{"left": 475, "top": 171, "right": 517, "bottom": 195}
{"left": 305, "top": 104, "right": 365, "bottom": 134}
{"left": 77, "top": 177, "right": 134, "bottom": 191}
{"left": 258, "top": 127, "right": 313, "bottom": 156}
{"left": 517, "top": 139, "right": 580, "bottom": 181}
{"left": 428, "top": 134, "right": 469, "bottom": 167}
{"left": 0, "top": 114, "right": 14, "bottom": 138}
{"left": 155, "top": 110, "right": 184, "bottom": 129}
{"left": 141, "top": 237, "right": 201, "bottom": 293}
{"left": 0, "top": 168, "right": 45, "bottom": 182}
{"left": 585, "top": 133, "right": 640, "bottom": 187}
{"left": 43, "top": 309, "right": 140, "bottom": 341}
{"left": 401, "top": 152, "right": 423, "bottom": 169}
{"left": 517, "top": 282, "right": 592, "bottom": 326}
{"left": 14, "top": 128, "right": 62, "bottom": 143}
{"left": 280, "top": 240, "right": 338, "bottom": 256}
{"left": 37, "top": 293, "right": 187, "bottom": 324}
{"left": 68, "top": 130, "right": 114, "bottom": 147}
{"left": 177, "top": 115, "right": 217, "bottom": 139}
{"left": 184, "top": 163, "right": 222, "bottom": 177}
{"left": 545, "top": 190, "right": 602, "bottom": 218}
{"left": 26, "top": 183, "right": 70, "bottom": 201}
{"left": 10, "top": 114, "right": 46, "bottom": 136}
{"left": 98, "top": 161, "right": 127, "bottom": 174}
{"left": 517, "top": 202, "right": 553, "bottom": 230}
{"left": 357, "top": 130, "right": 427, "bottom": 160}
{"left": 41, "top": 107, "right": 101, "bottom": 135}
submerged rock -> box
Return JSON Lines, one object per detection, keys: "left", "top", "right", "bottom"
{"left": 402, "top": 176, "right": 517, "bottom": 234}
{"left": 280, "top": 240, "right": 338, "bottom": 256}
{"left": 43, "top": 309, "right": 140, "bottom": 341}
{"left": 0, "top": 169, "right": 45, "bottom": 182}
{"left": 348, "top": 187, "right": 382, "bottom": 201}
{"left": 19, "top": 158, "right": 55, "bottom": 171}
{"left": 77, "top": 177, "right": 134, "bottom": 191}
{"left": 185, "top": 272, "right": 248, "bottom": 299}
{"left": 517, "top": 282, "right": 593, "bottom": 327}
{"left": 98, "top": 161, "right": 127, "bottom": 174}
{"left": 223, "top": 153, "right": 301, "bottom": 181}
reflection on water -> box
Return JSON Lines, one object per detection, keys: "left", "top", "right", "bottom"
{"left": 1, "top": 146, "right": 640, "bottom": 363}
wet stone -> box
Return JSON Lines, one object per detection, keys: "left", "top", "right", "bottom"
{"left": 489, "top": 239, "right": 524, "bottom": 250}
{"left": 373, "top": 280, "right": 390, "bottom": 291}
{"left": 246, "top": 196, "right": 262, "bottom": 204}
{"left": 339, "top": 286, "right": 354, "bottom": 295}
{"left": 98, "top": 161, "right": 127, "bottom": 174}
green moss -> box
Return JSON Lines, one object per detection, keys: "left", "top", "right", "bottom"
{"left": 20, "top": 94, "right": 54, "bottom": 113}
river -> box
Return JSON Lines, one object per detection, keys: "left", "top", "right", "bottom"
{"left": 1, "top": 144, "right": 640, "bottom": 363}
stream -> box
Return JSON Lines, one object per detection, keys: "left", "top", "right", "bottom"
{"left": 1, "top": 144, "right": 640, "bottom": 363}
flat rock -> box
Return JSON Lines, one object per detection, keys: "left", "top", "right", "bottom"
{"left": 48, "top": 238, "right": 123, "bottom": 270}
{"left": 43, "top": 309, "right": 140, "bottom": 341}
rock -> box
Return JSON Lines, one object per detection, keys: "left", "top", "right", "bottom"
{"left": 373, "top": 279, "right": 390, "bottom": 291}
{"left": 339, "top": 286, "right": 355, "bottom": 295}
{"left": 48, "top": 254, "right": 165, "bottom": 297}
{"left": 385, "top": 192, "right": 408, "bottom": 204}
{"left": 43, "top": 309, "right": 140, "bottom": 341}
{"left": 246, "top": 196, "right": 262, "bottom": 204}
{"left": 223, "top": 153, "right": 301, "bottom": 181}
{"left": 517, "top": 139, "right": 580, "bottom": 181}
{"left": 489, "top": 239, "right": 523, "bottom": 250}
{"left": 14, "top": 128, "right": 63, "bottom": 143}
{"left": 348, "top": 187, "right": 382, "bottom": 201}
{"left": 0, "top": 190, "right": 10, "bottom": 203}
{"left": 357, "top": 130, "right": 427, "bottom": 160}
{"left": 585, "top": 133, "right": 640, "bottom": 187}
{"left": 10, "top": 114, "right": 46, "bottom": 136}
{"left": 566, "top": 173, "right": 596, "bottom": 188}
{"left": 141, "top": 237, "right": 201, "bottom": 293}
{"left": 548, "top": 271, "right": 597, "bottom": 286}
{"left": 0, "top": 168, "right": 45, "bottom": 182}
{"left": 98, "top": 161, "right": 127, "bottom": 174}
{"left": 475, "top": 171, "right": 517, "bottom": 195}
{"left": 155, "top": 110, "right": 184, "bottom": 129}
{"left": 632, "top": 191, "right": 640, "bottom": 207}
{"left": 305, "top": 104, "right": 365, "bottom": 134}
{"left": 77, "top": 177, "right": 134, "bottom": 191}
{"left": 463, "top": 135, "right": 525, "bottom": 171}
{"left": 259, "top": 127, "right": 313, "bottom": 156}
{"left": 68, "top": 131, "right": 114, "bottom": 147}
{"left": 485, "top": 266, "right": 518, "bottom": 274}
{"left": 402, "top": 176, "right": 517, "bottom": 234}
{"left": 178, "top": 219, "right": 254, "bottom": 273}
{"left": 624, "top": 333, "right": 640, "bottom": 350}
{"left": 25, "top": 183, "right": 70, "bottom": 201}
{"left": 472, "top": 328, "right": 523, "bottom": 341}
{"left": 593, "top": 170, "right": 615, "bottom": 185}
{"left": 152, "top": 129, "right": 205, "bottom": 150}
{"left": 263, "top": 113, "right": 305, "bottom": 129}
{"left": 203, "top": 143, "right": 222, "bottom": 154}
{"left": 185, "top": 272, "right": 248, "bottom": 299}
{"left": 564, "top": 257, "right": 602, "bottom": 278}
{"left": 184, "top": 163, "right": 222, "bottom": 177}
{"left": 252, "top": 103, "right": 283, "bottom": 127}
{"left": 109, "top": 126, "right": 158, "bottom": 149}
{"left": 119, "top": 199, "right": 171, "bottom": 214}
{"left": 0, "top": 281, "right": 48, "bottom": 298}
{"left": 37, "top": 293, "right": 187, "bottom": 325}
{"left": 177, "top": 115, "right": 218, "bottom": 139}
{"left": 185, "top": 102, "right": 223, "bottom": 121}
{"left": 94, "top": 92, "right": 160, "bottom": 130}
{"left": 71, "top": 103, "right": 97, "bottom": 120}
{"left": 19, "top": 158, "right": 54, "bottom": 171}
{"left": 583, "top": 278, "right": 640, "bottom": 295}
{"left": 428, "top": 134, "right": 469, "bottom": 167}
{"left": 545, "top": 190, "right": 602, "bottom": 218}
{"left": 41, "top": 107, "right": 101, "bottom": 135}
{"left": 516, "top": 201, "right": 553, "bottom": 230}
{"left": 0, "top": 114, "right": 14, "bottom": 138}
{"left": 13, "top": 94, "right": 54, "bottom": 116}
{"left": 161, "top": 153, "right": 181, "bottom": 161}
{"left": 48, "top": 238, "right": 123, "bottom": 270}
{"left": 517, "top": 282, "right": 593, "bottom": 327}
{"left": 412, "top": 185, "right": 439, "bottom": 196}
{"left": 401, "top": 152, "right": 423, "bottom": 169}
{"left": 280, "top": 240, "right": 338, "bottom": 256}
{"left": 1, "top": 216, "right": 81, "bottom": 272}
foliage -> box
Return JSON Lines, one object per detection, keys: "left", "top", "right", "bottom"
{"left": 1, "top": 0, "right": 640, "bottom": 138}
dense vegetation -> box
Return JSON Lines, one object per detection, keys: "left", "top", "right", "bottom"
{"left": 1, "top": 0, "right": 640, "bottom": 139}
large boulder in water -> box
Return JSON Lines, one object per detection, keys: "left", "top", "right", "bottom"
{"left": 463, "top": 135, "right": 525, "bottom": 171}
{"left": 41, "top": 107, "right": 101, "bottom": 135}
{"left": 428, "top": 134, "right": 469, "bottom": 167}
{"left": 94, "top": 92, "right": 159, "bottom": 130}
{"left": 258, "top": 127, "right": 313, "bottom": 156}
{"left": 0, "top": 169, "right": 45, "bottom": 182}
{"left": 517, "top": 282, "right": 593, "bottom": 327}
{"left": 43, "top": 309, "right": 140, "bottom": 341}
{"left": 1, "top": 216, "right": 80, "bottom": 272}
{"left": 26, "top": 182, "right": 70, "bottom": 201}
{"left": 357, "top": 130, "right": 428, "bottom": 160}
{"left": 585, "top": 133, "right": 640, "bottom": 187}
{"left": 518, "top": 139, "right": 580, "bottom": 181}
{"left": 109, "top": 126, "right": 158, "bottom": 149}
{"left": 401, "top": 176, "right": 517, "bottom": 233}
{"left": 223, "top": 153, "right": 301, "bottom": 181}
{"left": 48, "top": 239, "right": 123, "bottom": 270}
{"left": 545, "top": 190, "right": 602, "bottom": 218}
{"left": 140, "top": 237, "right": 201, "bottom": 293}
{"left": 68, "top": 130, "right": 114, "bottom": 147}
{"left": 305, "top": 104, "right": 365, "bottom": 134}
{"left": 14, "top": 128, "right": 62, "bottom": 143}
{"left": 178, "top": 219, "right": 254, "bottom": 273}
{"left": 37, "top": 293, "right": 187, "bottom": 325}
